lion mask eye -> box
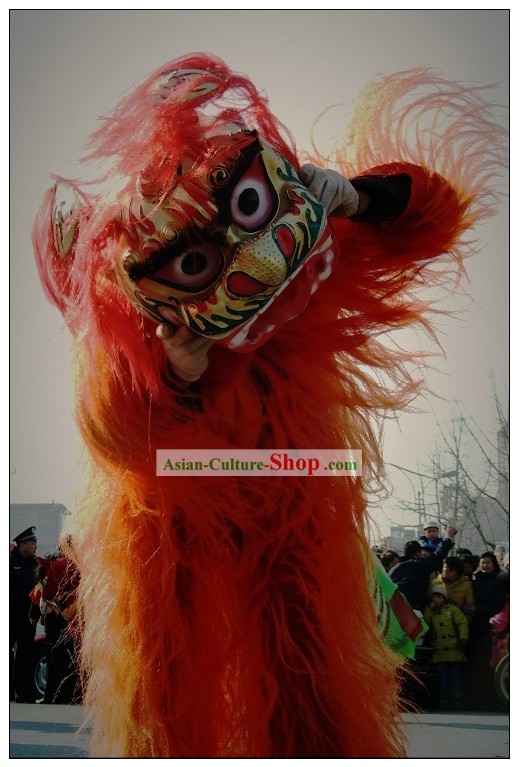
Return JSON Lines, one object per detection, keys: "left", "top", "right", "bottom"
{"left": 229, "top": 154, "right": 277, "bottom": 232}
{"left": 151, "top": 243, "right": 224, "bottom": 292}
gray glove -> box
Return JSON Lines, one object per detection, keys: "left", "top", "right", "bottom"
{"left": 298, "top": 163, "right": 360, "bottom": 217}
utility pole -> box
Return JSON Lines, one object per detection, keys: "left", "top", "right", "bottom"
{"left": 416, "top": 490, "right": 424, "bottom": 531}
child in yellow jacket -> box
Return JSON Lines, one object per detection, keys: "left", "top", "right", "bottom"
{"left": 431, "top": 556, "right": 476, "bottom": 619}
{"left": 424, "top": 585, "right": 469, "bottom": 710}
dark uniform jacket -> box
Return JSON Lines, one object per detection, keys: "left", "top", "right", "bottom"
{"left": 388, "top": 537, "right": 454, "bottom": 613}
{"left": 9, "top": 548, "right": 38, "bottom": 619}
{"left": 471, "top": 570, "right": 507, "bottom": 645}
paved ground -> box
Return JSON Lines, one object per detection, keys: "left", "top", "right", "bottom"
{"left": 9, "top": 703, "right": 510, "bottom": 759}
{"left": 9, "top": 703, "right": 91, "bottom": 758}
{"left": 402, "top": 710, "right": 509, "bottom": 758}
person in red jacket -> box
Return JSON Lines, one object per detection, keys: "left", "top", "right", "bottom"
{"left": 29, "top": 552, "right": 81, "bottom": 704}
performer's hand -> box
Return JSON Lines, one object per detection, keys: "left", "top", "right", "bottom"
{"left": 298, "top": 163, "right": 361, "bottom": 217}
{"left": 157, "top": 324, "right": 213, "bottom": 383}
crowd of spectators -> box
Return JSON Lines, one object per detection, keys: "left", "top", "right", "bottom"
{"left": 13, "top": 520, "right": 508, "bottom": 713}
{"left": 375, "top": 521, "right": 509, "bottom": 712}
{"left": 10, "top": 526, "right": 81, "bottom": 705}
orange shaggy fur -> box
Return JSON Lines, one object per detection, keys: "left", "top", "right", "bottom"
{"left": 33, "top": 55, "right": 505, "bottom": 757}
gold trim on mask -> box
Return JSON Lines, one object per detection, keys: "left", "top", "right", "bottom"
{"left": 114, "top": 132, "right": 327, "bottom": 340}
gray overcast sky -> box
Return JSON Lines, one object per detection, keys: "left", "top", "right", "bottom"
{"left": 10, "top": 9, "right": 509, "bottom": 537}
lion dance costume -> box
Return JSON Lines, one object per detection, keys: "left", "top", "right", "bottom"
{"left": 33, "top": 54, "right": 505, "bottom": 757}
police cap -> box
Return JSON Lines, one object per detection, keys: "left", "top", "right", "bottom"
{"left": 13, "top": 526, "right": 37, "bottom": 544}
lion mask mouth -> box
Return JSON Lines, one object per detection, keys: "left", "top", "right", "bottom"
{"left": 221, "top": 225, "right": 336, "bottom": 352}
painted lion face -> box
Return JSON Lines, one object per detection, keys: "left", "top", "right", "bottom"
{"left": 113, "top": 130, "right": 336, "bottom": 352}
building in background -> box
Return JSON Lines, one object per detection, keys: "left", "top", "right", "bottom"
{"left": 382, "top": 525, "right": 419, "bottom": 555}
{"left": 9, "top": 502, "right": 68, "bottom": 555}
{"left": 443, "top": 488, "right": 509, "bottom": 554}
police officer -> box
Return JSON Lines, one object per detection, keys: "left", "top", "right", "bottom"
{"left": 10, "top": 527, "right": 38, "bottom": 702}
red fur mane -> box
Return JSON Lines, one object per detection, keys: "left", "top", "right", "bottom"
{"left": 33, "top": 56, "right": 506, "bottom": 757}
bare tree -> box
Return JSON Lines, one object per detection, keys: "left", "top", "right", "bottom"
{"left": 392, "top": 385, "right": 509, "bottom": 552}
{"left": 435, "top": 395, "right": 509, "bottom": 551}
